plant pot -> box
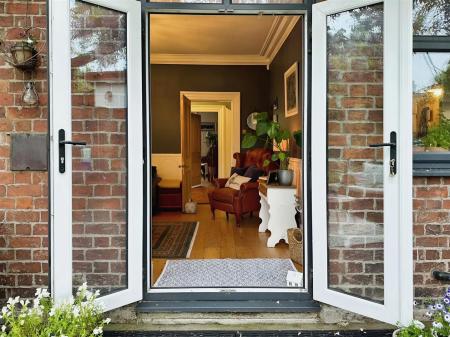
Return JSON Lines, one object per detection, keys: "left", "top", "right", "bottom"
{"left": 10, "top": 42, "right": 38, "bottom": 70}
{"left": 278, "top": 169, "right": 294, "bottom": 186}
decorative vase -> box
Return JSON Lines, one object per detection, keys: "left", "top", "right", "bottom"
{"left": 278, "top": 169, "right": 294, "bottom": 186}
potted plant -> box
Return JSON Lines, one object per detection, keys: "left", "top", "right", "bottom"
{"left": 241, "top": 112, "right": 301, "bottom": 186}
{"left": 0, "top": 283, "right": 111, "bottom": 337}
{"left": 394, "top": 287, "right": 450, "bottom": 337}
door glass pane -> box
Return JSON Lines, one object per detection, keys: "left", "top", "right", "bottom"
{"left": 326, "top": 3, "right": 384, "bottom": 303}
{"left": 413, "top": 0, "right": 450, "bottom": 36}
{"left": 70, "top": 0, "right": 128, "bottom": 296}
{"left": 413, "top": 52, "right": 450, "bottom": 152}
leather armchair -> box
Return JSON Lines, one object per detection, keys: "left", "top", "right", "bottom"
{"left": 207, "top": 148, "right": 276, "bottom": 226}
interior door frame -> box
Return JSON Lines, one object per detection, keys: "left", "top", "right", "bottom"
{"left": 49, "top": 0, "right": 143, "bottom": 311}
{"left": 311, "top": 0, "right": 413, "bottom": 325}
{"left": 144, "top": 8, "right": 313, "bottom": 306}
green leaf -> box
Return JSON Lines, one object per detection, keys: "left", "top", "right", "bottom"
{"left": 271, "top": 153, "right": 279, "bottom": 161}
{"left": 293, "top": 130, "right": 302, "bottom": 147}
{"left": 255, "top": 111, "right": 268, "bottom": 121}
{"left": 278, "top": 152, "right": 286, "bottom": 161}
{"left": 256, "top": 120, "right": 270, "bottom": 136}
{"left": 280, "top": 130, "right": 290, "bottom": 140}
{"left": 241, "top": 134, "right": 257, "bottom": 148}
{"left": 267, "top": 122, "right": 280, "bottom": 139}
{"left": 263, "top": 159, "right": 271, "bottom": 167}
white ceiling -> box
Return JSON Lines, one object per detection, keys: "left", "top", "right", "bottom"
{"left": 149, "top": 14, "right": 300, "bottom": 66}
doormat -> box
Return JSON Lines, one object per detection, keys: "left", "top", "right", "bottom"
{"left": 152, "top": 222, "right": 199, "bottom": 259}
{"left": 154, "top": 258, "right": 298, "bottom": 288}
{"left": 104, "top": 330, "right": 394, "bottom": 337}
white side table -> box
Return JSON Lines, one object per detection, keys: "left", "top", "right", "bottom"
{"left": 258, "top": 184, "right": 297, "bottom": 248}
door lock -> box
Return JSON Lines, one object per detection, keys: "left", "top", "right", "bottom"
{"left": 58, "top": 129, "right": 87, "bottom": 173}
{"left": 369, "top": 131, "right": 397, "bottom": 176}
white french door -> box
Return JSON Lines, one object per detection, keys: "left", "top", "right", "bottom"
{"left": 49, "top": 0, "right": 143, "bottom": 311}
{"left": 311, "top": 0, "right": 413, "bottom": 325}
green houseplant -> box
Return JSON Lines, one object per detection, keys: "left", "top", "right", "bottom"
{"left": 241, "top": 112, "right": 301, "bottom": 186}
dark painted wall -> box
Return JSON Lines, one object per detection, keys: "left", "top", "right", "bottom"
{"left": 151, "top": 65, "right": 270, "bottom": 153}
{"left": 269, "top": 18, "right": 303, "bottom": 158}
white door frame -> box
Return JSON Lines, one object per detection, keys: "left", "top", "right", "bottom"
{"left": 49, "top": 0, "right": 143, "bottom": 311}
{"left": 311, "top": 0, "right": 412, "bottom": 325}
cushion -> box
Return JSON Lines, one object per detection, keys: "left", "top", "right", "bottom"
{"left": 244, "top": 165, "right": 265, "bottom": 182}
{"left": 225, "top": 173, "right": 251, "bottom": 190}
{"left": 158, "top": 179, "right": 181, "bottom": 189}
{"left": 211, "top": 187, "right": 239, "bottom": 204}
{"left": 230, "top": 166, "right": 247, "bottom": 176}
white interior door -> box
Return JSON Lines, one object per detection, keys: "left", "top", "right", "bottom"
{"left": 49, "top": 0, "right": 143, "bottom": 311}
{"left": 311, "top": 0, "right": 413, "bottom": 325}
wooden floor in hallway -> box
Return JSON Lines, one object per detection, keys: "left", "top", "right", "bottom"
{"left": 151, "top": 204, "right": 302, "bottom": 286}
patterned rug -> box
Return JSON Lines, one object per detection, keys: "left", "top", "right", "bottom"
{"left": 154, "top": 258, "right": 298, "bottom": 288}
{"left": 152, "top": 222, "right": 199, "bottom": 259}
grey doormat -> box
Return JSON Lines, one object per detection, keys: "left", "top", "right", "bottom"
{"left": 154, "top": 258, "right": 298, "bottom": 288}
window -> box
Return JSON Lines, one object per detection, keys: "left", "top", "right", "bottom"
{"left": 413, "top": 1, "right": 450, "bottom": 176}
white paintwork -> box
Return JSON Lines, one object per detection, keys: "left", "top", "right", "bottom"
{"left": 151, "top": 153, "right": 183, "bottom": 181}
{"left": 311, "top": 0, "right": 412, "bottom": 325}
{"left": 49, "top": 0, "right": 143, "bottom": 312}
{"left": 259, "top": 187, "right": 297, "bottom": 248}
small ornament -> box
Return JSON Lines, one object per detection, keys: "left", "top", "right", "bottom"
{"left": 22, "top": 81, "right": 39, "bottom": 106}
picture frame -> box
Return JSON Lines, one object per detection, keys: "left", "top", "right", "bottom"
{"left": 284, "top": 62, "right": 298, "bottom": 118}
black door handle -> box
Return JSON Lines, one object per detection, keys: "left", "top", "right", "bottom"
{"left": 369, "top": 131, "right": 397, "bottom": 176}
{"left": 58, "top": 129, "right": 87, "bottom": 173}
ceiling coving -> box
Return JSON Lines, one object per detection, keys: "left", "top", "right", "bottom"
{"left": 150, "top": 14, "right": 300, "bottom": 67}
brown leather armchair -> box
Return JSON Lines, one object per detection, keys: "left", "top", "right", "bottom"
{"left": 207, "top": 148, "right": 275, "bottom": 226}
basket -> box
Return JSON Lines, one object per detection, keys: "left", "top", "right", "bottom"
{"left": 287, "top": 228, "right": 303, "bottom": 265}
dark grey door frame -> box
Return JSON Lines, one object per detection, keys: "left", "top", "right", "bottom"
{"left": 140, "top": 0, "right": 317, "bottom": 312}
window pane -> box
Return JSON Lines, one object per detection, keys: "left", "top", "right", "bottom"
{"left": 413, "top": 53, "right": 450, "bottom": 152}
{"left": 413, "top": 0, "right": 450, "bottom": 36}
{"left": 232, "top": 0, "right": 303, "bottom": 4}
{"left": 326, "top": 3, "right": 384, "bottom": 303}
{"left": 70, "top": 0, "right": 128, "bottom": 296}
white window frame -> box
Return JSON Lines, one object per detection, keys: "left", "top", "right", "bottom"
{"left": 49, "top": 0, "right": 143, "bottom": 311}
{"left": 311, "top": 0, "right": 413, "bottom": 325}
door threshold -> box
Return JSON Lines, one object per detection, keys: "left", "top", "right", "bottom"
{"left": 136, "top": 300, "right": 320, "bottom": 312}
{"left": 104, "top": 330, "right": 395, "bottom": 337}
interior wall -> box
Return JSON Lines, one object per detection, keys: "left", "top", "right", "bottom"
{"left": 269, "top": 18, "right": 303, "bottom": 158}
{"left": 151, "top": 65, "right": 270, "bottom": 153}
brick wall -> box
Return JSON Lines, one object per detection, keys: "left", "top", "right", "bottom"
{"left": 0, "top": 0, "right": 449, "bottom": 315}
{"left": 0, "top": 0, "right": 48, "bottom": 300}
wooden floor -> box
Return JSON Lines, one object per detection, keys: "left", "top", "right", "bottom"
{"left": 151, "top": 204, "right": 302, "bottom": 286}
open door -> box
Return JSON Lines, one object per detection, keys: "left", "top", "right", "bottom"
{"left": 311, "top": 0, "right": 413, "bottom": 325}
{"left": 180, "top": 95, "right": 192, "bottom": 210}
{"left": 49, "top": 0, "right": 142, "bottom": 311}
{"left": 190, "top": 114, "right": 202, "bottom": 187}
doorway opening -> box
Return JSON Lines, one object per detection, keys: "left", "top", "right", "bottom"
{"left": 149, "top": 13, "right": 306, "bottom": 291}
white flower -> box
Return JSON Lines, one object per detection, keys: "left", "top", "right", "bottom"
{"left": 49, "top": 308, "right": 56, "bottom": 317}
{"left": 444, "top": 314, "right": 450, "bottom": 323}
{"left": 61, "top": 335, "right": 68, "bottom": 337}
{"left": 444, "top": 298, "right": 450, "bottom": 305}
{"left": 426, "top": 311, "right": 433, "bottom": 317}
{"left": 436, "top": 303, "right": 444, "bottom": 310}
{"left": 413, "top": 320, "right": 425, "bottom": 330}
{"left": 19, "top": 320, "right": 24, "bottom": 326}
{"left": 72, "top": 306, "right": 80, "bottom": 317}
{"left": 1, "top": 307, "right": 8, "bottom": 315}
{"left": 94, "top": 290, "right": 101, "bottom": 297}
{"left": 104, "top": 318, "right": 111, "bottom": 324}
{"left": 93, "top": 327, "right": 103, "bottom": 335}
{"left": 1, "top": 326, "right": 5, "bottom": 332}
{"left": 413, "top": 300, "right": 418, "bottom": 306}
{"left": 432, "top": 322, "right": 443, "bottom": 329}
{"left": 78, "top": 282, "right": 88, "bottom": 292}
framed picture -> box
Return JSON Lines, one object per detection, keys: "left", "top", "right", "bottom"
{"left": 284, "top": 62, "right": 298, "bottom": 118}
